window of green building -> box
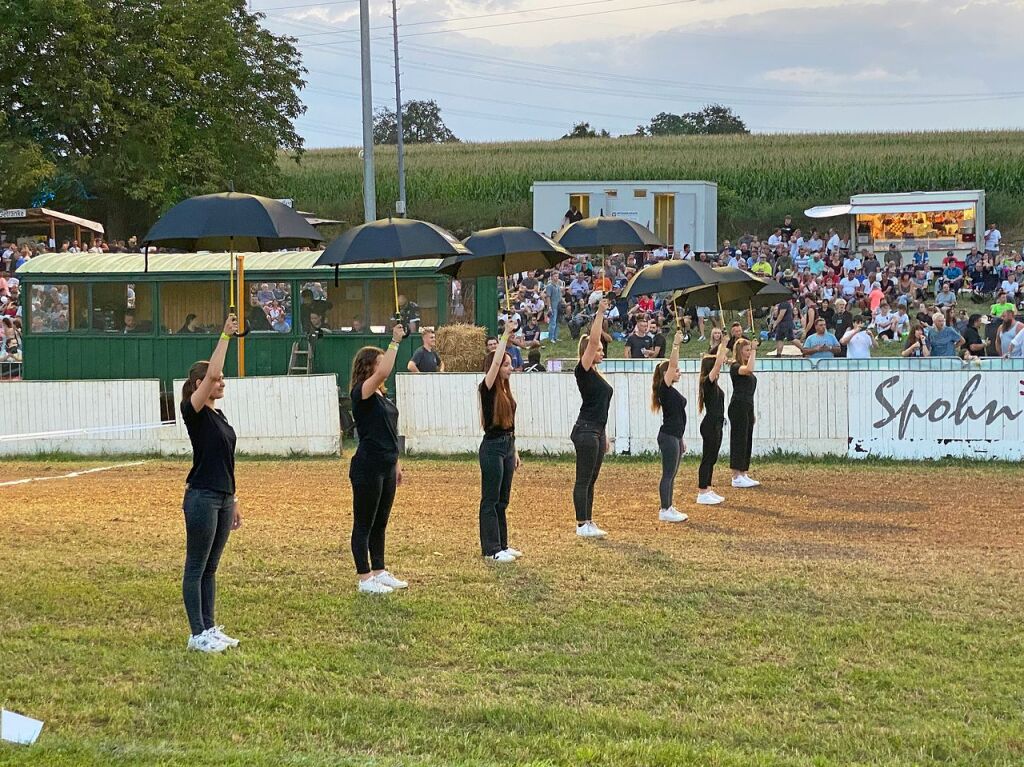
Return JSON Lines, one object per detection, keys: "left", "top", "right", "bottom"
{"left": 368, "top": 278, "right": 438, "bottom": 332}
{"left": 92, "top": 282, "right": 153, "bottom": 333}
{"left": 300, "top": 280, "right": 365, "bottom": 332}
{"left": 28, "top": 283, "right": 88, "bottom": 333}
{"left": 161, "top": 281, "right": 223, "bottom": 334}
{"left": 448, "top": 278, "right": 475, "bottom": 324}
{"left": 244, "top": 280, "right": 293, "bottom": 333}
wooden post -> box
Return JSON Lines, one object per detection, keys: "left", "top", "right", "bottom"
{"left": 49, "top": 218, "right": 56, "bottom": 250}
{"left": 237, "top": 254, "right": 246, "bottom": 377}
{"left": 74, "top": 224, "right": 81, "bottom": 247}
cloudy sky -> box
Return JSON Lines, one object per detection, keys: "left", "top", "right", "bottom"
{"left": 255, "top": 0, "right": 1024, "bottom": 147}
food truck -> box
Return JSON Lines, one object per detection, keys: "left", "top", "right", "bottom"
{"left": 805, "top": 190, "right": 984, "bottom": 266}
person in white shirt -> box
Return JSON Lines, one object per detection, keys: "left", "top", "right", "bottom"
{"left": 727, "top": 253, "right": 741, "bottom": 269}
{"left": 872, "top": 303, "right": 897, "bottom": 340}
{"left": 789, "top": 230, "right": 804, "bottom": 260}
{"left": 1000, "top": 274, "right": 1019, "bottom": 298}
{"left": 652, "top": 246, "right": 669, "bottom": 261}
{"left": 805, "top": 231, "right": 823, "bottom": 253}
{"left": 841, "top": 320, "right": 875, "bottom": 359}
{"left": 793, "top": 249, "right": 810, "bottom": 272}
{"left": 842, "top": 254, "right": 862, "bottom": 273}
{"left": 767, "top": 229, "right": 782, "bottom": 247}
{"left": 893, "top": 305, "right": 910, "bottom": 337}
{"left": 1009, "top": 324, "right": 1024, "bottom": 358}
{"left": 984, "top": 223, "right": 1002, "bottom": 255}
{"left": 839, "top": 272, "right": 860, "bottom": 299}
{"left": 826, "top": 229, "right": 841, "bottom": 254}
{"left": 679, "top": 244, "right": 693, "bottom": 260}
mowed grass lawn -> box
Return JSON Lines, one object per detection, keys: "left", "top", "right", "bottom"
{"left": 1, "top": 456, "right": 1022, "bottom": 766}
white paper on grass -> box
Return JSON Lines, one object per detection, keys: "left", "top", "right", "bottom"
{"left": 1, "top": 709, "right": 44, "bottom": 745}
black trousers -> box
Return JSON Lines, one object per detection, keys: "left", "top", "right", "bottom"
{"left": 349, "top": 453, "right": 398, "bottom": 575}
{"left": 478, "top": 435, "right": 516, "bottom": 556}
{"left": 698, "top": 415, "right": 724, "bottom": 489}
{"left": 182, "top": 487, "right": 234, "bottom": 636}
{"left": 570, "top": 421, "right": 605, "bottom": 522}
{"left": 657, "top": 430, "right": 684, "bottom": 509}
{"left": 728, "top": 400, "right": 755, "bottom": 472}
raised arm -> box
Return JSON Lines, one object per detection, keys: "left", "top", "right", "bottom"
{"left": 708, "top": 337, "right": 728, "bottom": 382}
{"left": 361, "top": 323, "right": 406, "bottom": 400}
{"left": 191, "top": 314, "right": 237, "bottom": 411}
{"left": 580, "top": 298, "right": 608, "bottom": 371}
{"left": 669, "top": 329, "right": 682, "bottom": 372}
{"left": 483, "top": 326, "right": 512, "bottom": 390}
{"left": 740, "top": 342, "right": 757, "bottom": 375}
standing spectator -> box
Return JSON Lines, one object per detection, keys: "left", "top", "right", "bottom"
{"left": 407, "top": 328, "right": 444, "bottom": 373}
{"left": 545, "top": 273, "right": 563, "bottom": 343}
{"left": 780, "top": 215, "right": 794, "bottom": 241}
{"left": 984, "top": 222, "right": 1002, "bottom": 256}
{"left": 562, "top": 204, "right": 584, "bottom": 229}
{"left": 802, "top": 318, "right": 841, "bottom": 360}
{"left": 962, "top": 314, "right": 990, "bottom": 358}
{"left": 912, "top": 246, "right": 929, "bottom": 268}
{"left": 624, "top": 317, "right": 652, "bottom": 359}
{"left": 926, "top": 313, "right": 963, "bottom": 357}
{"left": 841, "top": 319, "right": 875, "bottom": 359}
{"left": 769, "top": 296, "right": 799, "bottom": 356}
{"left": 885, "top": 244, "right": 903, "bottom": 268}
{"left": 826, "top": 228, "right": 841, "bottom": 254}
{"left": 995, "top": 309, "right": 1024, "bottom": 357}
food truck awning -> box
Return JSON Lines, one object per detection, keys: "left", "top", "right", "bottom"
{"left": 0, "top": 207, "right": 105, "bottom": 234}
{"left": 806, "top": 197, "right": 980, "bottom": 218}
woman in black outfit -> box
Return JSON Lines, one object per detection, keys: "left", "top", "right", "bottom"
{"left": 478, "top": 326, "right": 523, "bottom": 563}
{"left": 349, "top": 323, "right": 408, "bottom": 595}
{"left": 651, "top": 329, "right": 688, "bottom": 522}
{"left": 180, "top": 314, "right": 243, "bottom": 654}
{"left": 572, "top": 297, "right": 613, "bottom": 539}
{"left": 728, "top": 338, "right": 760, "bottom": 489}
{"left": 696, "top": 341, "right": 728, "bottom": 505}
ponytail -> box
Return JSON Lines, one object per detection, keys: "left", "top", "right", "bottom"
{"left": 697, "top": 354, "right": 715, "bottom": 414}
{"left": 650, "top": 360, "right": 669, "bottom": 412}
{"left": 182, "top": 360, "right": 210, "bottom": 403}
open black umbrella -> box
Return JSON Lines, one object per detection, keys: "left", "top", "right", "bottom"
{"left": 744, "top": 278, "right": 793, "bottom": 310}
{"left": 436, "top": 227, "right": 570, "bottom": 311}
{"left": 621, "top": 260, "right": 719, "bottom": 299}
{"left": 673, "top": 267, "right": 766, "bottom": 309}
{"left": 556, "top": 216, "right": 662, "bottom": 274}
{"left": 316, "top": 217, "right": 469, "bottom": 314}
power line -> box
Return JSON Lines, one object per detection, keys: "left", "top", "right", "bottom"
{"left": 258, "top": 0, "right": 358, "bottom": 12}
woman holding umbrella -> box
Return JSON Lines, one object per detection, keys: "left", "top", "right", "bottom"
{"left": 651, "top": 328, "right": 688, "bottom": 522}
{"left": 572, "top": 297, "right": 613, "bottom": 539}
{"left": 478, "top": 325, "right": 523, "bottom": 563}
{"left": 696, "top": 339, "right": 728, "bottom": 505}
{"left": 728, "top": 339, "right": 761, "bottom": 489}
{"left": 348, "top": 323, "right": 409, "bottom": 594}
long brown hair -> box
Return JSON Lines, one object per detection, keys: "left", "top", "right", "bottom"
{"left": 904, "top": 322, "right": 926, "bottom": 350}
{"left": 578, "top": 334, "right": 590, "bottom": 358}
{"left": 350, "top": 346, "right": 385, "bottom": 394}
{"left": 480, "top": 351, "right": 515, "bottom": 429}
{"left": 697, "top": 354, "right": 717, "bottom": 414}
{"left": 733, "top": 338, "right": 751, "bottom": 365}
{"left": 650, "top": 360, "right": 670, "bottom": 412}
{"left": 182, "top": 360, "right": 210, "bottom": 402}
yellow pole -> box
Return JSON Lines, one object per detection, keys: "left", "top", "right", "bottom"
{"left": 237, "top": 254, "right": 246, "bottom": 377}
{"left": 502, "top": 258, "right": 511, "bottom": 313}
{"left": 392, "top": 259, "right": 400, "bottom": 317}
{"left": 748, "top": 301, "right": 754, "bottom": 333}
{"left": 228, "top": 237, "right": 235, "bottom": 311}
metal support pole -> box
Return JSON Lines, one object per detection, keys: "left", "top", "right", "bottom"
{"left": 359, "top": 0, "right": 376, "bottom": 222}
{"left": 391, "top": 0, "right": 406, "bottom": 217}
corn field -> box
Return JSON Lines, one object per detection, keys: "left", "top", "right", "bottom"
{"left": 278, "top": 131, "right": 1024, "bottom": 236}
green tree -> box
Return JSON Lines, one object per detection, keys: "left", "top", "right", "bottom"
{"left": 0, "top": 0, "right": 306, "bottom": 236}
{"left": 636, "top": 104, "right": 748, "bottom": 136}
{"left": 373, "top": 100, "right": 459, "bottom": 145}
{"left": 561, "top": 121, "right": 611, "bottom": 139}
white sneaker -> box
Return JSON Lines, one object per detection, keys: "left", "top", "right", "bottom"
{"left": 742, "top": 474, "right": 761, "bottom": 487}
{"left": 504, "top": 547, "right": 523, "bottom": 558}
{"left": 187, "top": 630, "right": 227, "bottom": 653}
{"left": 731, "top": 475, "right": 759, "bottom": 488}
{"left": 487, "top": 550, "right": 517, "bottom": 563}
{"left": 373, "top": 570, "right": 408, "bottom": 589}
{"left": 696, "top": 491, "right": 723, "bottom": 505}
{"left": 576, "top": 521, "right": 607, "bottom": 538}
{"left": 358, "top": 578, "right": 393, "bottom": 594}
{"left": 659, "top": 507, "right": 689, "bottom": 522}
{"left": 708, "top": 491, "right": 725, "bottom": 502}
{"left": 208, "top": 625, "right": 239, "bottom": 647}
{"left": 698, "top": 335, "right": 706, "bottom": 341}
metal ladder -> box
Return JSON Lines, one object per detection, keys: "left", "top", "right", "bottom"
{"left": 288, "top": 338, "right": 313, "bottom": 375}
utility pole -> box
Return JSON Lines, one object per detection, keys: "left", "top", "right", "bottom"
{"left": 359, "top": 0, "right": 376, "bottom": 222}
{"left": 391, "top": 0, "right": 406, "bottom": 217}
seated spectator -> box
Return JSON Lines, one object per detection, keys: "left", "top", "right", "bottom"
{"left": 935, "top": 282, "right": 957, "bottom": 309}
{"left": 407, "top": 327, "right": 444, "bottom": 373}
{"left": 802, "top": 317, "right": 841, "bottom": 360}
{"left": 751, "top": 254, "right": 772, "bottom": 277}
{"left": 518, "top": 314, "right": 543, "bottom": 349}
{"left": 1000, "top": 272, "right": 1020, "bottom": 301}
{"left": 178, "top": 313, "right": 204, "bottom": 334}
{"left": 884, "top": 244, "right": 903, "bottom": 268}
{"left": 569, "top": 273, "right": 590, "bottom": 299}
{"left": 867, "top": 281, "right": 885, "bottom": 312}
{"left": 990, "top": 290, "right": 1015, "bottom": 319}
{"left": 912, "top": 245, "right": 929, "bottom": 268}
{"left": 256, "top": 282, "right": 275, "bottom": 305}
{"left": 942, "top": 258, "right": 964, "bottom": 292}
{"left": 121, "top": 310, "right": 141, "bottom": 334}
{"left": 808, "top": 251, "right": 826, "bottom": 276}
{"left": 841, "top": 319, "right": 875, "bottom": 359}
{"left": 350, "top": 317, "right": 365, "bottom": 333}
{"left": 926, "top": 312, "right": 963, "bottom": 357}
{"left": 902, "top": 323, "right": 930, "bottom": 357}
{"left": 266, "top": 300, "right": 290, "bottom": 333}
{"left": 872, "top": 302, "right": 897, "bottom": 340}
{"left": 523, "top": 348, "right": 546, "bottom": 372}
{"left": 397, "top": 294, "right": 420, "bottom": 333}
{"left": 839, "top": 270, "right": 860, "bottom": 300}
{"left": 893, "top": 304, "right": 911, "bottom": 337}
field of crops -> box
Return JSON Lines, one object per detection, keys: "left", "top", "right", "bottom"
{"left": 277, "top": 130, "right": 1024, "bottom": 237}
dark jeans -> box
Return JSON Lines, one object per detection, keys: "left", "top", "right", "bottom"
{"left": 478, "top": 435, "right": 515, "bottom": 556}
{"left": 182, "top": 487, "right": 234, "bottom": 636}
{"left": 349, "top": 454, "right": 398, "bottom": 575}
{"left": 570, "top": 421, "right": 605, "bottom": 523}
{"left": 728, "top": 400, "right": 755, "bottom": 472}
{"left": 698, "top": 415, "right": 724, "bottom": 490}
{"left": 657, "top": 430, "right": 684, "bottom": 509}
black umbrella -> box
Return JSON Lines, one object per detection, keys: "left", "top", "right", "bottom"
{"left": 556, "top": 216, "right": 662, "bottom": 273}
{"left": 316, "top": 217, "right": 469, "bottom": 314}
{"left": 673, "top": 267, "right": 766, "bottom": 309}
{"left": 621, "top": 260, "right": 719, "bottom": 299}
{"left": 744, "top": 278, "right": 793, "bottom": 310}
{"left": 436, "top": 227, "right": 570, "bottom": 311}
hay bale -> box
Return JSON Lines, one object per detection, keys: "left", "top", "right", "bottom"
{"left": 436, "top": 324, "right": 486, "bottom": 372}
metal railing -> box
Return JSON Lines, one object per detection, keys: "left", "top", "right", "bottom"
{"left": 551, "top": 357, "right": 1024, "bottom": 373}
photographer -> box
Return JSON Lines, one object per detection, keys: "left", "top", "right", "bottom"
{"left": 841, "top": 318, "right": 875, "bottom": 359}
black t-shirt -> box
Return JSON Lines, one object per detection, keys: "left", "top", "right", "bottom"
{"left": 479, "top": 379, "right": 516, "bottom": 439}
{"left": 701, "top": 377, "right": 725, "bottom": 419}
{"left": 649, "top": 333, "right": 667, "bottom": 358}
{"left": 725, "top": 334, "right": 748, "bottom": 352}
{"left": 775, "top": 301, "right": 795, "bottom": 328}
{"left": 411, "top": 346, "right": 441, "bottom": 372}
{"left": 574, "top": 362, "right": 613, "bottom": 426}
{"left": 659, "top": 382, "right": 687, "bottom": 437}
{"left": 729, "top": 363, "right": 757, "bottom": 403}
{"left": 963, "top": 326, "right": 985, "bottom": 354}
{"left": 351, "top": 384, "right": 400, "bottom": 464}
{"left": 624, "top": 333, "right": 651, "bottom": 358}
{"left": 181, "top": 399, "right": 237, "bottom": 494}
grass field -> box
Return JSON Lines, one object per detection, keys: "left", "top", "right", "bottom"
{"left": 277, "top": 131, "right": 1024, "bottom": 238}
{"left": 2, "top": 456, "right": 1022, "bottom": 766}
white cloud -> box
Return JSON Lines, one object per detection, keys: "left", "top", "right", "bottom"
{"left": 763, "top": 66, "right": 922, "bottom": 87}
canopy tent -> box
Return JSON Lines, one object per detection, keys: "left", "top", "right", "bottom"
{"left": 0, "top": 207, "right": 104, "bottom": 245}
{"left": 805, "top": 194, "right": 982, "bottom": 219}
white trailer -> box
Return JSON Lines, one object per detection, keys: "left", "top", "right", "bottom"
{"left": 806, "top": 190, "right": 985, "bottom": 267}
{"left": 531, "top": 180, "right": 717, "bottom": 253}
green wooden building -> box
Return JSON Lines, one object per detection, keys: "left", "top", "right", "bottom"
{"left": 18, "top": 251, "right": 498, "bottom": 391}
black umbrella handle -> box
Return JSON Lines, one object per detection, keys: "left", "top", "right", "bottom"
{"left": 233, "top": 329, "right": 251, "bottom": 338}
